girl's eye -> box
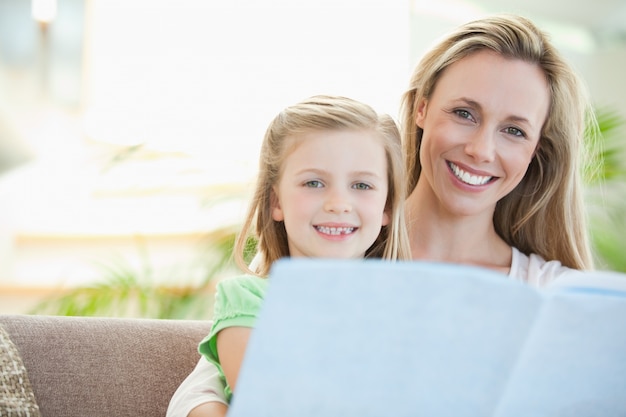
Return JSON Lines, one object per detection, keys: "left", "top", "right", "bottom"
{"left": 352, "top": 183, "right": 372, "bottom": 190}
{"left": 454, "top": 109, "right": 475, "bottom": 122}
{"left": 304, "top": 180, "right": 323, "bottom": 188}
{"left": 504, "top": 126, "right": 525, "bottom": 138}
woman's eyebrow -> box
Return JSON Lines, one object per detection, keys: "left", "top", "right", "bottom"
{"left": 456, "top": 97, "right": 533, "bottom": 126}
{"left": 506, "top": 114, "right": 532, "bottom": 126}
{"left": 454, "top": 97, "right": 481, "bottom": 108}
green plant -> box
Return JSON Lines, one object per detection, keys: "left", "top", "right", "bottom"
{"left": 584, "top": 106, "right": 626, "bottom": 271}
{"left": 30, "top": 225, "right": 257, "bottom": 319}
{"left": 31, "top": 141, "right": 260, "bottom": 319}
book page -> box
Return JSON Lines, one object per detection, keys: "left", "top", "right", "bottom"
{"left": 493, "top": 289, "right": 626, "bottom": 416}
{"left": 547, "top": 269, "right": 626, "bottom": 296}
{"left": 229, "top": 259, "right": 543, "bottom": 417}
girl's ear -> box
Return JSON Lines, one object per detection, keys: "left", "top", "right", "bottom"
{"left": 415, "top": 98, "right": 428, "bottom": 129}
{"left": 270, "top": 186, "right": 284, "bottom": 221}
{"left": 381, "top": 208, "right": 390, "bottom": 227}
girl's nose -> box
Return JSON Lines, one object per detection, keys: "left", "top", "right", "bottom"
{"left": 324, "top": 190, "right": 352, "bottom": 213}
{"left": 464, "top": 128, "right": 496, "bottom": 163}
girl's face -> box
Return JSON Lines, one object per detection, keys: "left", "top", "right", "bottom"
{"left": 415, "top": 49, "right": 550, "bottom": 218}
{"left": 271, "top": 129, "right": 390, "bottom": 259}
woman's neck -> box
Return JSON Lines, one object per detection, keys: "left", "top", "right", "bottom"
{"left": 405, "top": 182, "right": 512, "bottom": 273}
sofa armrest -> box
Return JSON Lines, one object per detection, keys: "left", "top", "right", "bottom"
{"left": 0, "top": 314, "right": 211, "bottom": 417}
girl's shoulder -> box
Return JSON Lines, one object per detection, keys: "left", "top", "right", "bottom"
{"left": 216, "top": 274, "right": 269, "bottom": 300}
{"left": 219, "top": 273, "right": 267, "bottom": 288}
{"left": 509, "top": 247, "right": 581, "bottom": 287}
{"left": 212, "top": 274, "right": 269, "bottom": 324}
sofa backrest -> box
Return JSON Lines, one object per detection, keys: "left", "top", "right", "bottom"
{"left": 0, "top": 314, "right": 211, "bottom": 417}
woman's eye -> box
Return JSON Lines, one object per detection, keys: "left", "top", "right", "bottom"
{"left": 352, "top": 183, "right": 372, "bottom": 190}
{"left": 504, "top": 126, "right": 525, "bottom": 138}
{"left": 454, "top": 109, "right": 475, "bottom": 122}
{"left": 304, "top": 180, "right": 323, "bottom": 188}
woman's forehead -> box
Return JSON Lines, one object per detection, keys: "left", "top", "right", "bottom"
{"left": 431, "top": 50, "right": 550, "bottom": 126}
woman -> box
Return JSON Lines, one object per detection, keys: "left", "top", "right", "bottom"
{"left": 167, "top": 13, "right": 595, "bottom": 417}
{"left": 400, "top": 13, "right": 593, "bottom": 283}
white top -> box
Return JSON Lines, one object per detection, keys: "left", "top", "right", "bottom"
{"left": 166, "top": 247, "right": 580, "bottom": 417}
{"left": 166, "top": 357, "right": 228, "bottom": 417}
{"left": 508, "top": 246, "right": 581, "bottom": 287}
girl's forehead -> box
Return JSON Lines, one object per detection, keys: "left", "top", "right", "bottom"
{"left": 284, "top": 127, "right": 379, "bottom": 147}
{"left": 281, "top": 129, "right": 387, "bottom": 166}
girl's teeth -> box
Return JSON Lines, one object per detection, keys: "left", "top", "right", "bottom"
{"left": 449, "top": 162, "right": 492, "bottom": 186}
{"left": 316, "top": 226, "right": 355, "bottom": 235}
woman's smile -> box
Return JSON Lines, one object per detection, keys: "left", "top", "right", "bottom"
{"left": 415, "top": 49, "right": 549, "bottom": 216}
{"left": 447, "top": 161, "right": 495, "bottom": 186}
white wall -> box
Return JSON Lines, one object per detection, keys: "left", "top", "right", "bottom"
{"left": 2, "top": 1, "right": 625, "bottom": 313}
{"left": 0, "top": 0, "right": 412, "bottom": 298}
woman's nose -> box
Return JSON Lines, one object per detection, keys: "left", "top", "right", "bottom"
{"left": 464, "top": 128, "right": 496, "bottom": 162}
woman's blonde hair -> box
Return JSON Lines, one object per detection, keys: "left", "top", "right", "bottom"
{"left": 235, "top": 95, "right": 411, "bottom": 276}
{"left": 400, "top": 14, "right": 594, "bottom": 270}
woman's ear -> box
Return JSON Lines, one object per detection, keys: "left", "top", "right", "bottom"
{"left": 270, "top": 187, "right": 284, "bottom": 221}
{"left": 415, "top": 98, "right": 428, "bottom": 129}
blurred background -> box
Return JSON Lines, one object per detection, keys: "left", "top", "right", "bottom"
{"left": 0, "top": 0, "right": 625, "bottom": 318}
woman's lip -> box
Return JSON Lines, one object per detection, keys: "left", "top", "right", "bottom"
{"left": 447, "top": 161, "right": 496, "bottom": 186}
{"left": 447, "top": 160, "right": 494, "bottom": 177}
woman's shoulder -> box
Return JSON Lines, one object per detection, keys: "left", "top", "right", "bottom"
{"left": 509, "top": 247, "right": 581, "bottom": 287}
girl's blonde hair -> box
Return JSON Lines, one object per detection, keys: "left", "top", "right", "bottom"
{"left": 400, "top": 14, "right": 594, "bottom": 270}
{"left": 235, "top": 95, "right": 411, "bottom": 276}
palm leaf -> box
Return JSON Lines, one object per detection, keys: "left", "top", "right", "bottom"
{"left": 30, "top": 225, "right": 242, "bottom": 319}
{"left": 584, "top": 106, "right": 626, "bottom": 271}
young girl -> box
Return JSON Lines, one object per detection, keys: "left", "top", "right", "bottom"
{"left": 197, "top": 95, "right": 411, "bottom": 405}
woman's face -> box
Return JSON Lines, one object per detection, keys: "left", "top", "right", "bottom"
{"left": 415, "top": 49, "right": 550, "bottom": 218}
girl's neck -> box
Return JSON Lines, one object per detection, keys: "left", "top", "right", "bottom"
{"left": 405, "top": 182, "right": 512, "bottom": 273}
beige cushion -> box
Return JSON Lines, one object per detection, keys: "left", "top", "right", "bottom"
{"left": 0, "top": 315, "right": 211, "bottom": 417}
{"left": 0, "top": 324, "right": 41, "bottom": 417}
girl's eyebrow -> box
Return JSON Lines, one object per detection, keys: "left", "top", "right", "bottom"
{"left": 295, "top": 168, "right": 384, "bottom": 180}
{"left": 352, "top": 171, "right": 384, "bottom": 180}
{"left": 293, "top": 168, "right": 326, "bottom": 176}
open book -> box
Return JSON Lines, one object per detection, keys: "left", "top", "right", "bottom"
{"left": 229, "top": 259, "right": 626, "bottom": 417}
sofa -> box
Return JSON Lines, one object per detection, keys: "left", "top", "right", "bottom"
{"left": 0, "top": 314, "right": 212, "bottom": 417}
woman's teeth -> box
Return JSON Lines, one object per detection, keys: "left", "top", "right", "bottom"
{"left": 449, "top": 162, "right": 493, "bottom": 186}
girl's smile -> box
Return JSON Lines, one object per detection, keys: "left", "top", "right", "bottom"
{"left": 271, "top": 128, "right": 390, "bottom": 259}
{"left": 314, "top": 224, "right": 357, "bottom": 237}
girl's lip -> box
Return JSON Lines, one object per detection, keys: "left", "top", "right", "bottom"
{"left": 314, "top": 225, "right": 358, "bottom": 236}
{"left": 315, "top": 223, "right": 357, "bottom": 228}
